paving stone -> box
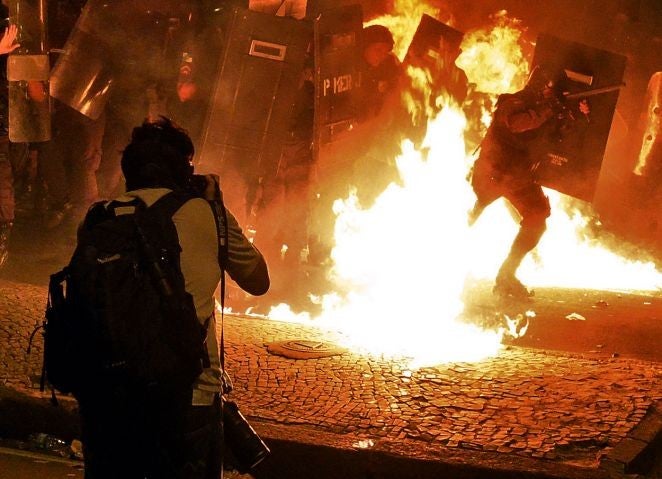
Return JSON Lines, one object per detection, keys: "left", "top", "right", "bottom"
{"left": 2, "top": 279, "right": 662, "bottom": 470}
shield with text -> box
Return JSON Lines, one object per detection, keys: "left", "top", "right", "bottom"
{"left": 531, "top": 33, "right": 626, "bottom": 202}
{"left": 312, "top": 3, "right": 362, "bottom": 158}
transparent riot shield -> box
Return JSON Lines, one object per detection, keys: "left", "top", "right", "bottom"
{"left": 8, "top": 0, "right": 51, "bottom": 143}
{"left": 633, "top": 72, "right": 661, "bottom": 182}
{"left": 312, "top": 3, "right": 362, "bottom": 159}
{"left": 531, "top": 33, "right": 627, "bottom": 202}
{"left": 49, "top": 0, "right": 176, "bottom": 120}
{"left": 48, "top": 0, "right": 112, "bottom": 120}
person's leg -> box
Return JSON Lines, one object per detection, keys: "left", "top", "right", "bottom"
{"left": 78, "top": 386, "right": 146, "bottom": 479}
{"left": 175, "top": 395, "right": 222, "bottom": 479}
{"left": 98, "top": 111, "right": 130, "bottom": 199}
{"left": 147, "top": 394, "right": 223, "bottom": 479}
{"left": 495, "top": 183, "right": 550, "bottom": 297}
{"left": 67, "top": 112, "right": 104, "bottom": 222}
{"left": 0, "top": 140, "right": 14, "bottom": 267}
{"left": 253, "top": 174, "right": 289, "bottom": 305}
{"left": 281, "top": 163, "right": 314, "bottom": 305}
{"left": 39, "top": 124, "right": 72, "bottom": 229}
{"left": 468, "top": 157, "right": 502, "bottom": 226}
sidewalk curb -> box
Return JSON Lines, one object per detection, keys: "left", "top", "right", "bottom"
{"left": 250, "top": 421, "right": 610, "bottom": 479}
{"left": 0, "top": 386, "right": 79, "bottom": 442}
{"left": 0, "top": 386, "right": 607, "bottom": 479}
{"left": 599, "top": 401, "right": 662, "bottom": 477}
{"left": 2, "top": 386, "right": 662, "bottom": 479}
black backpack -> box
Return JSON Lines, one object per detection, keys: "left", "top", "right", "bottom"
{"left": 42, "top": 191, "right": 209, "bottom": 395}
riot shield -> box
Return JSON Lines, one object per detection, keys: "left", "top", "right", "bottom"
{"left": 403, "top": 14, "right": 467, "bottom": 103}
{"left": 8, "top": 0, "right": 51, "bottom": 143}
{"left": 49, "top": 0, "right": 115, "bottom": 120}
{"left": 632, "top": 72, "right": 661, "bottom": 182}
{"left": 312, "top": 3, "right": 362, "bottom": 158}
{"left": 531, "top": 34, "right": 626, "bottom": 202}
{"left": 49, "top": 0, "right": 180, "bottom": 120}
{"left": 196, "top": 7, "right": 311, "bottom": 177}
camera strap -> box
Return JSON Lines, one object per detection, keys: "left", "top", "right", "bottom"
{"left": 207, "top": 194, "right": 230, "bottom": 391}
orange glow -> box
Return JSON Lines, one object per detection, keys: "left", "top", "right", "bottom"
{"left": 364, "top": 1, "right": 438, "bottom": 61}
{"left": 313, "top": 105, "right": 505, "bottom": 367}
{"left": 456, "top": 11, "right": 529, "bottom": 94}
{"left": 235, "top": 5, "right": 662, "bottom": 368}
{"left": 468, "top": 192, "right": 662, "bottom": 291}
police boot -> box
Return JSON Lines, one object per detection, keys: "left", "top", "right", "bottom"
{"left": 493, "top": 271, "right": 534, "bottom": 299}
{"left": 493, "top": 256, "right": 534, "bottom": 300}
{"left": 0, "top": 221, "right": 12, "bottom": 268}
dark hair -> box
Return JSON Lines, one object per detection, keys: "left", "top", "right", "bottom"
{"left": 121, "top": 116, "right": 194, "bottom": 191}
{"left": 362, "top": 25, "right": 394, "bottom": 51}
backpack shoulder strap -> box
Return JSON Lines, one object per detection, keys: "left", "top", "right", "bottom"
{"left": 144, "top": 190, "right": 226, "bottom": 266}
{"left": 146, "top": 191, "right": 194, "bottom": 221}
{"left": 82, "top": 197, "right": 147, "bottom": 231}
{"left": 81, "top": 200, "right": 115, "bottom": 230}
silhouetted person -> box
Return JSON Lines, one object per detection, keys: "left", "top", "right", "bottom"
{"left": 75, "top": 117, "right": 269, "bottom": 478}
{"left": 469, "top": 66, "right": 589, "bottom": 298}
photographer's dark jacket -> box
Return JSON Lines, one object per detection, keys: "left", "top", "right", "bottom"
{"left": 109, "top": 188, "right": 268, "bottom": 405}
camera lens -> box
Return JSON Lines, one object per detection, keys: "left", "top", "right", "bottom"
{"left": 223, "top": 400, "right": 270, "bottom": 472}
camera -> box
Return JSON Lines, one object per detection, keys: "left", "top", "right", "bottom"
{"left": 188, "top": 173, "right": 209, "bottom": 198}
{"left": 223, "top": 400, "right": 271, "bottom": 473}
{"left": 188, "top": 173, "right": 225, "bottom": 204}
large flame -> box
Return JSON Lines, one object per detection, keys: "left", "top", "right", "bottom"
{"left": 312, "top": 105, "right": 504, "bottom": 366}
{"left": 456, "top": 11, "right": 530, "bottom": 94}
{"left": 364, "top": 1, "right": 439, "bottom": 62}
{"left": 259, "top": 5, "right": 662, "bottom": 368}
{"left": 467, "top": 192, "right": 662, "bottom": 291}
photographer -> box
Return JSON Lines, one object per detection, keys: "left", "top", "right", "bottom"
{"left": 75, "top": 117, "right": 269, "bottom": 478}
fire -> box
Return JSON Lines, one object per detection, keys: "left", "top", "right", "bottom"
{"left": 467, "top": 192, "right": 662, "bottom": 291}
{"left": 456, "top": 11, "right": 530, "bottom": 94}
{"left": 364, "top": 0, "right": 439, "bottom": 62}
{"left": 309, "top": 105, "right": 504, "bottom": 366}
{"left": 403, "top": 64, "right": 435, "bottom": 124}
{"left": 252, "top": 5, "right": 662, "bottom": 368}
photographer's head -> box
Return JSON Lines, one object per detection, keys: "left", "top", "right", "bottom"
{"left": 121, "top": 116, "right": 194, "bottom": 191}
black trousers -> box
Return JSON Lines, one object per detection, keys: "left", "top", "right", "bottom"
{"left": 77, "top": 385, "right": 223, "bottom": 479}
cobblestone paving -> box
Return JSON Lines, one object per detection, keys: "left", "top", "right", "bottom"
{"left": 0, "top": 280, "right": 49, "bottom": 389}
{"left": 2, "top": 278, "right": 661, "bottom": 468}
{"left": 223, "top": 316, "right": 662, "bottom": 465}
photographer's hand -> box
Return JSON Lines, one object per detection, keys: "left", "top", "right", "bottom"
{"left": 202, "top": 174, "right": 222, "bottom": 202}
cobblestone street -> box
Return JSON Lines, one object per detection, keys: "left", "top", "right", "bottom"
{"left": 224, "top": 316, "right": 661, "bottom": 468}
{"left": 1, "top": 278, "right": 661, "bottom": 478}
